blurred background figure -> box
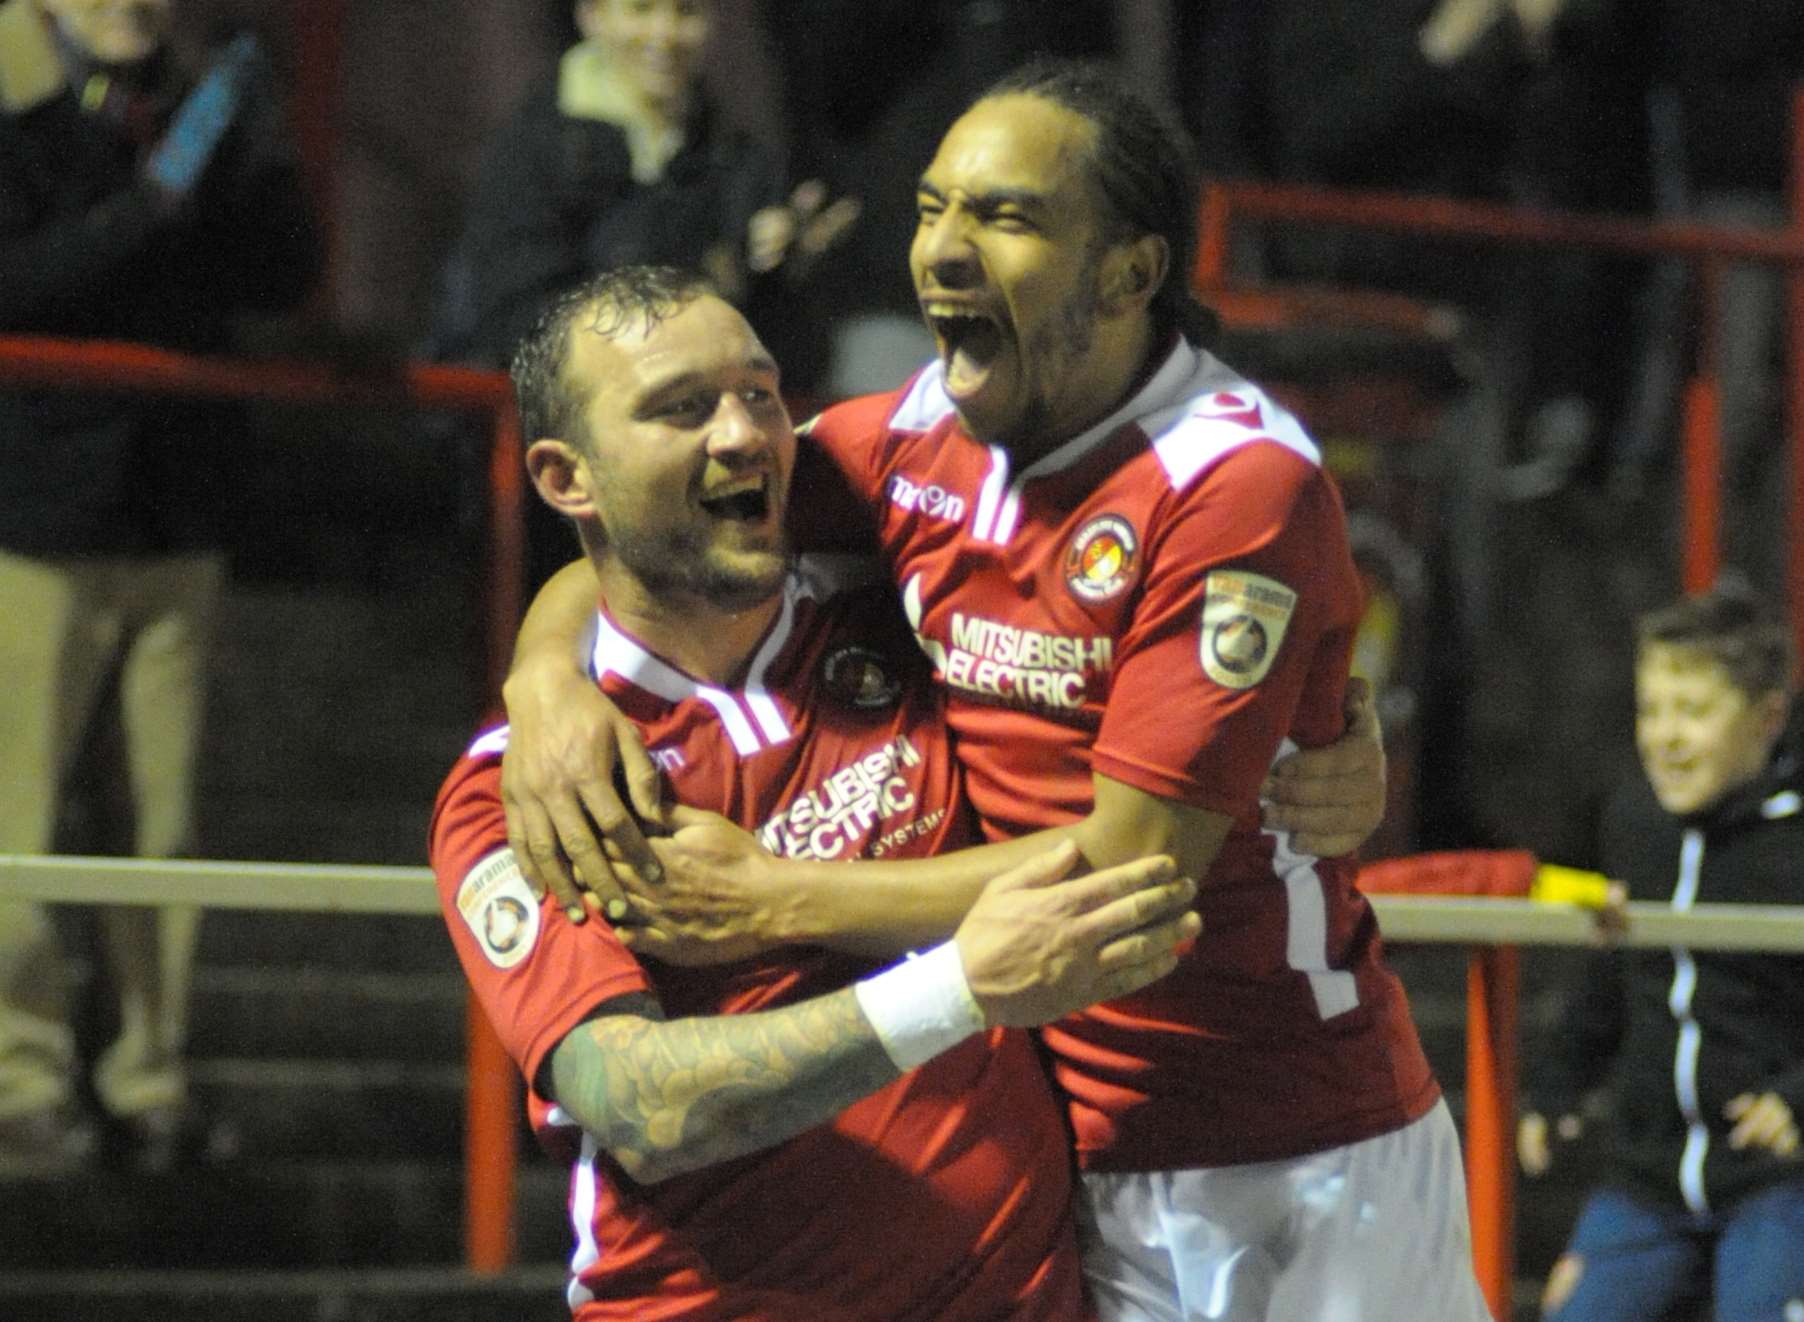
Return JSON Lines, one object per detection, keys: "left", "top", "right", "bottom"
{"left": 434, "top": 0, "right": 856, "bottom": 589}
{"left": 1611, "top": 0, "right": 1804, "bottom": 592}
{"left": 1517, "top": 579, "right": 1804, "bottom": 1321}
{"left": 0, "top": 0, "right": 320, "bottom": 1174}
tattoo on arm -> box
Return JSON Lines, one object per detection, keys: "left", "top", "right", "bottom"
{"left": 548, "top": 988, "right": 902, "bottom": 1184}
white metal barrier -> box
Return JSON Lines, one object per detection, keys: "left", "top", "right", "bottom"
{"left": 5, "top": 851, "right": 1803, "bottom": 1308}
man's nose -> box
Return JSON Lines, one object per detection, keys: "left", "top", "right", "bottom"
{"left": 708, "top": 393, "right": 769, "bottom": 458}
{"left": 915, "top": 210, "right": 979, "bottom": 287}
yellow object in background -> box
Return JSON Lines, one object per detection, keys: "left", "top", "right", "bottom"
{"left": 1532, "top": 864, "right": 1614, "bottom": 908}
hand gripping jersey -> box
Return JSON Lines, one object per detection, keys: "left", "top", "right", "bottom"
{"left": 801, "top": 341, "right": 1439, "bottom": 1172}
{"left": 430, "top": 565, "right": 1087, "bottom": 1321}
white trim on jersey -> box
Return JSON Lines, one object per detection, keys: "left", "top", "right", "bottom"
{"left": 890, "top": 363, "right": 959, "bottom": 434}
{"left": 900, "top": 340, "right": 1327, "bottom": 551}
{"left": 1016, "top": 338, "right": 1202, "bottom": 485}
{"left": 970, "top": 445, "right": 1012, "bottom": 543}
{"left": 564, "top": 1125, "right": 602, "bottom": 1309}
{"left": 1266, "top": 738, "right": 1361, "bottom": 1020}
{"left": 1148, "top": 353, "right": 1322, "bottom": 493}
{"left": 588, "top": 580, "right": 805, "bottom": 756}
{"left": 467, "top": 725, "right": 511, "bottom": 759}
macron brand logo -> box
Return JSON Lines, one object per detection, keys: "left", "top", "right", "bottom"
{"left": 888, "top": 474, "right": 968, "bottom": 524}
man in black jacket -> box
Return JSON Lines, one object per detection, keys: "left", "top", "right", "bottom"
{"left": 0, "top": 0, "right": 319, "bottom": 1174}
{"left": 1519, "top": 580, "right": 1804, "bottom": 1320}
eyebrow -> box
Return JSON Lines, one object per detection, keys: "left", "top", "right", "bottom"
{"left": 915, "top": 179, "right": 1049, "bottom": 213}
{"left": 634, "top": 356, "right": 781, "bottom": 408}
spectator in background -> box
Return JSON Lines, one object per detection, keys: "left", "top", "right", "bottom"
{"left": 1256, "top": 0, "right": 1649, "bottom": 491}
{"left": 1611, "top": 2, "right": 1804, "bottom": 585}
{"left": 439, "top": 0, "right": 855, "bottom": 588}
{"left": 765, "top": 0, "right": 1121, "bottom": 399}
{"left": 1518, "top": 580, "right": 1804, "bottom": 1321}
{"left": 0, "top": 0, "right": 321, "bottom": 1174}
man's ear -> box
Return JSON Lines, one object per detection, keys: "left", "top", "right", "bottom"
{"left": 527, "top": 439, "right": 597, "bottom": 518}
{"left": 1755, "top": 687, "right": 1792, "bottom": 753}
{"left": 1099, "top": 234, "right": 1170, "bottom": 316}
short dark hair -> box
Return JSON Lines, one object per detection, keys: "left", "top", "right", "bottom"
{"left": 981, "top": 57, "right": 1218, "bottom": 348}
{"left": 509, "top": 265, "right": 718, "bottom": 450}
{"left": 1637, "top": 577, "right": 1796, "bottom": 698}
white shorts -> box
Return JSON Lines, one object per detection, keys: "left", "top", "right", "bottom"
{"left": 1076, "top": 1100, "right": 1493, "bottom": 1322}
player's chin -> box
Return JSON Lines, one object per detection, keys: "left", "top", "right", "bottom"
{"left": 701, "top": 549, "right": 791, "bottom": 612}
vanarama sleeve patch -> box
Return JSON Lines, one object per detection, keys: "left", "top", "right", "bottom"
{"left": 457, "top": 849, "right": 541, "bottom": 969}
{"left": 1199, "top": 570, "right": 1296, "bottom": 689}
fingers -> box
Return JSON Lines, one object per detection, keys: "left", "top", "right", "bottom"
{"left": 1083, "top": 947, "right": 1185, "bottom": 1005}
{"left": 1343, "top": 676, "right": 1379, "bottom": 737}
{"left": 788, "top": 179, "right": 827, "bottom": 216}
{"left": 1726, "top": 1092, "right": 1799, "bottom": 1154}
{"left": 1516, "top": 1113, "right": 1551, "bottom": 1175}
{"left": 507, "top": 795, "right": 585, "bottom": 921}
{"left": 1094, "top": 910, "right": 1203, "bottom": 975}
{"left": 662, "top": 803, "right": 726, "bottom": 831}
{"left": 799, "top": 196, "right": 862, "bottom": 257}
{"left": 618, "top": 735, "right": 669, "bottom": 832}
{"left": 1070, "top": 873, "right": 1195, "bottom": 948}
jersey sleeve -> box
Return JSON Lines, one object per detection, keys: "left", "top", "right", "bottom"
{"left": 787, "top": 391, "right": 908, "bottom": 552}
{"left": 429, "top": 740, "right": 653, "bottom": 1091}
{"left": 1090, "top": 442, "right": 1362, "bottom": 816}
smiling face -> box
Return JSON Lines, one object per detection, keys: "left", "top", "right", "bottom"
{"left": 912, "top": 93, "right": 1156, "bottom": 455}
{"left": 551, "top": 293, "right": 794, "bottom": 613}
{"left": 577, "top": 0, "right": 711, "bottom": 114}
{"left": 37, "top": 0, "right": 170, "bottom": 65}
{"left": 1635, "top": 642, "right": 1786, "bottom": 816}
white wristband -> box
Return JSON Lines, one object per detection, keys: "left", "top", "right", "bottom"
{"left": 853, "top": 940, "right": 985, "bottom": 1072}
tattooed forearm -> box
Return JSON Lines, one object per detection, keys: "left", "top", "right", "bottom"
{"left": 548, "top": 988, "right": 903, "bottom": 1183}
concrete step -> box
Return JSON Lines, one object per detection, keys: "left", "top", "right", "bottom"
{"left": 1, "top": 1160, "right": 574, "bottom": 1270}
{"left": 0, "top": 1266, "right": 571, "bottom": 1322}
{"left": 184, "top": 1056, "right": 477, "bottom": 1161}
{"left": 186, "top": 966, "right": 467, "bottom": 1064}
{"left": 194, "top": 911, "right": 451, "bottom": 974}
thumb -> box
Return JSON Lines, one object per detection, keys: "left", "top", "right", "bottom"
{"left": 982, "top": 839, "right": 1082, "bottom": 895}
{"left": 663, "top": 803, "right": 729, "bottom": 832}
{"left": 1343, "top": 675, "right": 1376, "bottom": 732}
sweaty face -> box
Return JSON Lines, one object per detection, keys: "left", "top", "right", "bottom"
{"left": 580, "top": 0, "right": 711, "bottom": 112}
{"left": 911, "top": 94, "right": 1115, "bottom": 450}
{"left": 569, "top": 295, "right": 794, "bottom": 612}
{"left": 39, "top": 0, "right": 170, "bottom": 65}
{"left": 1635, "top": 644, "right": 1782, "bottom": 816}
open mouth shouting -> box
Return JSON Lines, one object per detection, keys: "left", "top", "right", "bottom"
{"left": 698, "top": 474, "right": 775, "bottom": 527}
{"left": 923, "top": 301, "right": 1006, "bottom": 402}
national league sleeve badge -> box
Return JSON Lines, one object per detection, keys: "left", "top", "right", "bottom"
{"left": 1199, "top": 570, "right": 1296, "bottom": 689}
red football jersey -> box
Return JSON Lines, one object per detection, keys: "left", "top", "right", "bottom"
{"left": 802, "top": 341, "right": 1440, "bottom": 1171}
{"left": 430, "top": 566, "right": 1088, "bottom": 1321}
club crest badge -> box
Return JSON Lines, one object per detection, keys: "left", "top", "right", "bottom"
{"left": 1199, "top": 570, "right": 1296, "bottom": 689}
{"left": 822, "top": 645, "right": 903, "bottom": 710}
{"left": 457, "top": 850, "right": 541, "bottom": 969}
{"left": 1064, "top": 515, "right": 1140, "bottom": 604}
